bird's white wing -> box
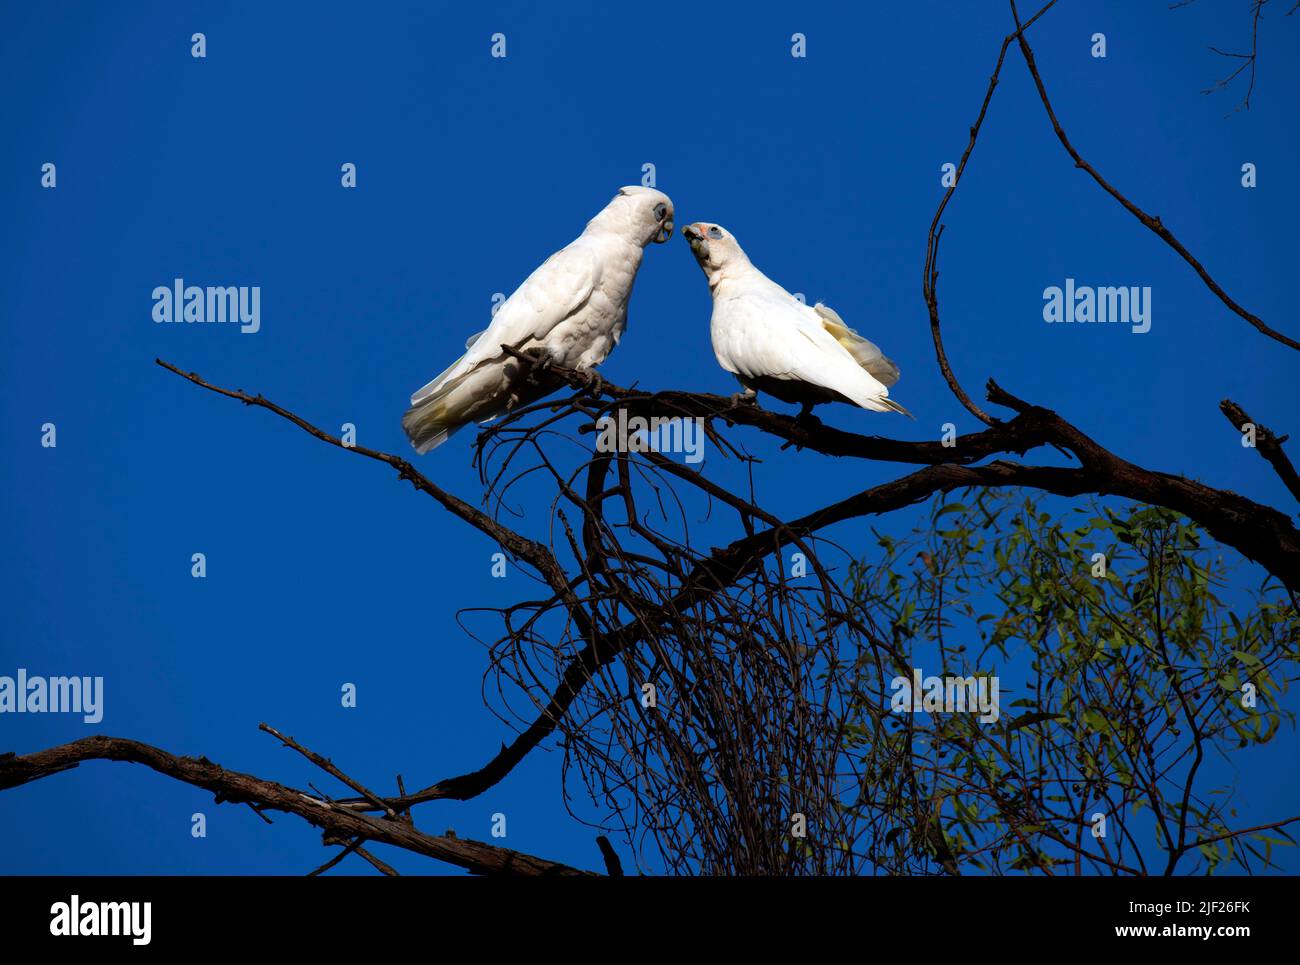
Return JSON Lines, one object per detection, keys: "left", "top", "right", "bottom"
{"left": 410, "top": 243, "right": 599, "bottom": 405}
{"left": 813, "top": 303, "right": 900, "bottom": 387}
{"left": 407, "top": 328, "right": 490, "bottom": 405}
{"left": 715, "top": 291, "right": 891, "bottom": 407}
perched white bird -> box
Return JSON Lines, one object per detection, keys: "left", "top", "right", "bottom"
{"left": 683, "top": 222, "right": 911, "bottom": 419}
{"left": 402, "top": 187, "right": 675, "bottom": 453}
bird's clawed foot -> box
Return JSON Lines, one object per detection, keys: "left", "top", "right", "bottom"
{"left": 729, "top": 388, "right": 758, "bottom": 407}
{"left": 521, "top": 348, "right": 555, "bottom": 384}
{"left": 576, "top": 368, "right": 604, "bottom": 397}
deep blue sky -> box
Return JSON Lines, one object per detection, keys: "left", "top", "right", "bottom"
{"left": 2, "top": 0, "right": 1297, "bottom": 874}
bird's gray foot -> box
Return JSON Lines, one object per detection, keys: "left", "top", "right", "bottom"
{"left": 576, "top": 368, "right": 604, "bottom": 397}
{"left": 795, "top": 402, "right": 822, "bottom": 427}
{"left": 729, "top": 388, "right": 758, "bottom": 407}
{"left": 521, "top": 349, "right": 555, "bottom": 384}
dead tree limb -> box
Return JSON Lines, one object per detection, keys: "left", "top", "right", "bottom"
{"left": 147, "top": 359, "right": 1300, "bottom": 821}
{"left": 1219, "top": 400, "right": 1300, "bottom": 505}
{"left": 0, "top": 738, "right": 592, "bottom": 876}
{"left": 923, "top": 0, "right": 1060, "bottom": 426}
{"left": 1010, "top": 0, "right": 1300, "bottom": 351}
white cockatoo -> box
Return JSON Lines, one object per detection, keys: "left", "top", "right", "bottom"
{"left": 402, "top": 187, "right": 675, "bottom": 453}
{"left": 682, "top": 222, "right": 911, "bottom": 419}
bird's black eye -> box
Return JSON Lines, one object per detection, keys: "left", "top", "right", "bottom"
{"left": 653, "top": 202, "right": 668, "bottom": 220}
{"left": 708, "top": 226, "right": 723, "bottom": 239}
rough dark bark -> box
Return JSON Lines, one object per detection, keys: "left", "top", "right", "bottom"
{"left": 0, "top": 738, "right": 591, "bottom": 876}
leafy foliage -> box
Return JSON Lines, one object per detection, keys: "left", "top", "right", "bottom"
{"left": 843, "top": 491, "right": 1299, "bottom": 874}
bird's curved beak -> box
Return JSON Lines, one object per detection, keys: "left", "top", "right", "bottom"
{"left": 654, "top": 216, "right": 674, "bottom": 244}
{"left": 682, "top": 223, "right": 707, "bottom": 258}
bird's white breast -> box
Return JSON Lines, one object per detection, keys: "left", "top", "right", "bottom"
{"left": 545, "top": 237, "right": 641, "bottom": 369}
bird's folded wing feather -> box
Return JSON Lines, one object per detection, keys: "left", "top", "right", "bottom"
{"left": 814, "top": 303, "right": 900, "bottom": 387}
{"left": 718, "top": 293, "right": 890, "bottom": 403}
{"left": 410, "top": 244, "right": 600, "bottom": 405}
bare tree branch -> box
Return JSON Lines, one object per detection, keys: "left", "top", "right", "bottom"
{"left": 145, "top": 357, "right": 1300, "bottom": 822}
{"left": 0, "top": 738, "right": 593, "bottom": 876}
{"left": 1219, "top": 400, "right": 1300, "bottom": 505}
{"left": 1010, "top": 0, "right": 1300, "bottom": 351}
{"left": 1201, "top": 0, "right": 1266, "bottom": 111}
{"left": 154, "top": 358, "right": 596, "bottom": 644}
{"left": 923, "top": 0, "right": 1060, "bottom": 426}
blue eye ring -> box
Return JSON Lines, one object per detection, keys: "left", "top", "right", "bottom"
{"left": 708, "top": 226, "right": 723, "bottom": 240}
